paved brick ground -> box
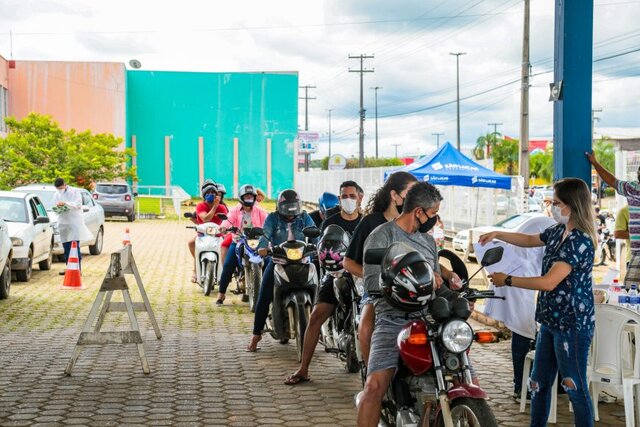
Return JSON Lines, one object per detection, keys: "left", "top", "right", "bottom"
{"left": 0, "top": 221, "right": 627, "bottom": 426}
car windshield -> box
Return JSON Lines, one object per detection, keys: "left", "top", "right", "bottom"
{"left": 495, "top": 215, "right": 528, "bottom": 230}
{"left": 97, "top": 185, "right": 128, "bottom": 195}
{"left": 0, "top": 197, "right": 28, "bottom": 223}
{"left": 15, "top": 190, "right": 56, "bottom": 210}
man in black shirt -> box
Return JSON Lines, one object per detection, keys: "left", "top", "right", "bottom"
{"left": 285, "top": 181, "right": 364, "bottom": 385}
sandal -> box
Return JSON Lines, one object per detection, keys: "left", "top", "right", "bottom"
{"left": 246, "top": 335, "right": 262, "bottom": 352}
{"left": 284, "top": 374, "right": 311, "bottom": 386}
{"left": 216, "top": 299, "right": 224, "bottom": 305}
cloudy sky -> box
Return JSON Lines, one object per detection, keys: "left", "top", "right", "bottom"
{"left": 1, "top": 0, "right": 639, "bottom": 159}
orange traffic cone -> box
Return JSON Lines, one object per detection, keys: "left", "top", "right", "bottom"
{"left": 62, "top": 241, "right": 83, "bottom": 289}
{"left": 122, "top": 228, "right": 131, "bottom": 246}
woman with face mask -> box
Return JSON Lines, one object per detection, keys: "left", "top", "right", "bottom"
{"left": 479, "top": 178, "right": 597, "bottom": 427}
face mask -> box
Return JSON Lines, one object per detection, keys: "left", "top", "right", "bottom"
{"left": 341, "top": 198, "right": 358, "bottom": 215}
{"left": 395, "top": 194, "right": 405, "bottom": 213}
{"left": 204, "top": 194, "right": 215, "bottom": 203}
{"left": 551, "top": 204, "right": 570, "bottom": 225}
{"left": 418, "top": 212, "right": 439, "bottom": 233}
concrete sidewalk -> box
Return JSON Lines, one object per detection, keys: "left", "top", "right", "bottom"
{"left": 0, "top": 221, "right": 626, "bottom": 426}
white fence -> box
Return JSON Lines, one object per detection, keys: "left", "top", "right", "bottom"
{"left": 295, "top": 168, "right": 525, "bottom": 232}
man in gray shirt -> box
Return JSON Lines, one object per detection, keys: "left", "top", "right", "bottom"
{"left": 357, "top": 181, "right": 459, "bottom": 427}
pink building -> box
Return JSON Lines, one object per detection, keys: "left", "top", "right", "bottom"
{"left": 0, "top": 55, "right": 126, "bottom": 139}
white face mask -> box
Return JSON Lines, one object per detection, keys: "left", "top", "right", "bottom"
{"left": 551, "top": 204, "right": 570, "bottom": 225}
{"left": 341, "top": 198, "right": 358, "bottom": 215}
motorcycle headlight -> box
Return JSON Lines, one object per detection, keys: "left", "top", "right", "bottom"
{"left": 286, "top": 247, "right": 303, "bottom": 261}
{"left": 205, "top": 226, "right": 219, "bottom": 236}
{"left": 441, "top": 320, "right": 473, "bottom": 354}
{"left": 10, "top": 237, "right": 24, "bottom": 247}
{"left": 247, "top": 239, "right": 260, "bottom": 249}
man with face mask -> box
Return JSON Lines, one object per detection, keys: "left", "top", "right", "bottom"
{"left": 54, "top": 178, "right": 90, "bottom": 275}
{"left": 587, "top": 152, "right": 640, "bottom": 289}
{"left": 247, "top": 189, "right": 317, "bottom": 352}
{"left": 284, "top": 181, "right": 364, "bottom": 385}
{"left": 357, "top": 182, "right": 464, "bottom": 427}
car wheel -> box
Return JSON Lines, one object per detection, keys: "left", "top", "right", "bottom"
{"left": 0, "top": 264, "right": 10, "bottom": 299}
{"left": 55, "top": 254, "right": 66, "bottom": 263}
{"left": 89, "top": 227, "right": 104, "bottom": 255}
{"left": 127, "top": 214, "right": 135, "bottom": 222}
{"left": 38, "top": 241, "right": 53, "bottom": 271}
{"left": 16, "top": 248, "right": 33, "bottom": 282}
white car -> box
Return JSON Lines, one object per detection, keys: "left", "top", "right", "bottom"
{"left": 453, "top": 213, "right": 555, "bottom": 258}
{"left": 528, "top": 197, "right": 542, "bottom": 213}
{"left": 0, "top": 218, "right": 12, "bottom": 298}
{"left": 13, "top": 185, "right": 105, "bottom": 260}
{"left": 0, "top": 191, "right": 54, "bottom": 282}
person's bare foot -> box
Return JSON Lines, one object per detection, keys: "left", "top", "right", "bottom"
{"left": 284, "top": 368, "right": 309, "bottom": 385}
{"left": 246, "top": 335, "right": 262, "bottom": 352}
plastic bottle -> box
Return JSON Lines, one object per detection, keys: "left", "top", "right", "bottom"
{"left": 619, "top": 294, "right": 630, "bottom": 309}
{"left": 628, "top": 285, "right": 638, "bottom": 311}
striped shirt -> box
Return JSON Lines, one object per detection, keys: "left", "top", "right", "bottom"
{"left": 616, "top": 180, "right": 640, "bottom": 252}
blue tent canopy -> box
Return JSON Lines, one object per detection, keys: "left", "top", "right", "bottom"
{"left": 385, "top": 141, "right": 512, "bottom": 190}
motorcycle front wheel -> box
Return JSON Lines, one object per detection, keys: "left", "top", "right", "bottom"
{"left": 247, "top": 265, "right": 261, "bottom": 313}
{"left": 434, "top": 398, "right": 497, "bottom": 427}
{"left": 294, "top": 303, "right": 310, "bottom": 363}
{"left": 203, "top": 260, "right": 214, "bottom": 296}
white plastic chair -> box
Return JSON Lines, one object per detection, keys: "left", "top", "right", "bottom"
{"left": 519, "top": 350, "right": 559, "bottom": 423}
{"left": 589, "top": 304, "right": 640, "bottom": 426}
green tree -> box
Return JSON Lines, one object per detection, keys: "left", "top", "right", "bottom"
{"left": 593, "top": 136, "right": 614, "bottom": 172}
{"left": 0, "top": 113, "right": 136, "bottom": 190}
{"left": 492, "top": 137, "right": 519, "bottom": 175}
{"left": 529, "top": 148, "right": 554, "bottom": 182}
{"left": 473, "top": 132, "right": 501, "bottom": 160}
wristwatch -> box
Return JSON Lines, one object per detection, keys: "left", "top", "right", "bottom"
{"left": 505, "top": 276, "right": 513, "bottom": 287}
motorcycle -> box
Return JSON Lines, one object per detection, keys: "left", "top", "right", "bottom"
{"left": 318, "top": 226, "right": 362, "bottom": 374}
{"left": 358, "top": 246, "right": 505, "bottom": 427}
{"left": 185, "top": 212, "right": 226, "bottom": 296}
{"left": 595, "top": 227, "right": 616, "bottom": 266}
{"left": 265, "top": 226, "right": 321, "bottom": 362}
{"left": 232, "top": 227, "right": 265, "bottom": 312}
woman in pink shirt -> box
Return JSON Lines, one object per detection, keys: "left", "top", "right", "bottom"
{"left": 216, "top": 185, "right": 268, "bottom": 305}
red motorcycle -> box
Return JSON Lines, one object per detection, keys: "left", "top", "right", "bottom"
{"left": 361, "top": 245, "right": 504, "bottom": 427}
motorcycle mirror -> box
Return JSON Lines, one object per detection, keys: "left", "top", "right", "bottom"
{"left": 184, "top": 212, "right": 195, "bottom": 219}
{"left": 216, "top": 213, "right": 228, "bottom": 220}
{"left": 481, "top": 246, "right": 504, "bottom": 267}
{"left": 364, "top": 248, "right": 386, "bottom": 265}
{"left": 303, "top": 226, "right": 321, "bottom": 239}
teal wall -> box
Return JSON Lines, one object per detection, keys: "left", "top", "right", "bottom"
{"left": 126, "top": 70, "right": 298, "bottom": 197}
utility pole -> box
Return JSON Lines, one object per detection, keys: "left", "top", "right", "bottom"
{"left": 349, "top": 54, "right": 375, "bottom": 168}
{"left": 592, "top": 108, "right": 603, "bottom": 207}
{"left": 299, "top": 85, "right": 316, "bottom": 171}
{"left": 519, "top": 0, "right": 531, "bottom": 190}
{"left": 392, "top": 143, "right": 401, "bottom": 158}
{"left": 450, "top": 52, "right": 466, "bottom": 151}
{"left": 487, "top": 122, "right": 503, "bottom": 159}
{"left": 326, "top": 109, "right": 333, "bottom": 159}
{"left": 432, "top": 132, "right": 445, "bottom": 149}
{"left": 371, "top": 86, "right": 382, "bottom": 158}
{"left": 488, "top": 122, "right": 503, "bottom": 137}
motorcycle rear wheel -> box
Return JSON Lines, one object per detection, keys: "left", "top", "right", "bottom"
{"left": 203, "top": 260, "right": 214, "bottom": 296}
{"left": 434, "top": 398, "right": 497, "bottom": 427}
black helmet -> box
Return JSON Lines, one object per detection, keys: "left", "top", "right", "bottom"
{"left": 380, "top": 242, "right": 436, "bottom": 313}
{"left": 201, "top": 179, "right": 217, "bottom": 198}
{"left": 318, "top": 224, "right": 350, "bottom": 272}
{"left": 239, "top": 184, "right": 258, "bottom": 207}
{"left": 277, "top": 189, "right": 301, "bottom": 218}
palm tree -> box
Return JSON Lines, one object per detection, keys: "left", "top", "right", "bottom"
{"left": 473, "top": 132, "right": 501, "bottom": 160}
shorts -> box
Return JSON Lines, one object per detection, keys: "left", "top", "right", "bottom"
{"left": 367, "top": 315, "right": 406, "bottom": 375}
{"left": 625, "top": 252, "right": 640, "bottom": 288}
{"left": 317, "top": 275, "right": 338, "bottom": 306}
{"left": 221, "top": 233, "right": 233, "bottom": 248}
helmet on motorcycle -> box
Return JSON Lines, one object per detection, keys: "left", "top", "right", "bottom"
{"left": 380, "top": 242, "right": 436, "bottom": 313}
{"left": 201, "top": 179, "right": 218, "bottom": 199}
{"left": 277, "top": 189, "right": 302, "bottom": 219}
{"left": 318, "top": 224, "right": 350, "bottom": 272}
{"left": 318, "top": 192, "right": 340, "bottom": 216}
{"left": 239, "top": 184, "right": 258, "bottom": 207}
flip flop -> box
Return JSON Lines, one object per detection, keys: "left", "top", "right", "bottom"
{"left": 245, "top": 346, "right": 261, "bottom": 352}
{"left": 284, "top": 374, "right": 311, "bottom": 386}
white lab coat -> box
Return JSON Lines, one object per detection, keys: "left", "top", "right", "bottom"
{"left": 53, "top": 186, "right": 91, "bottom": 243}
{"left": 484, "top": 216, "right": 556, "bottom": 339}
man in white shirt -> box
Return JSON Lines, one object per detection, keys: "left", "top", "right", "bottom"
{"left": 53, "top": 178, "right": 84, "bottom": 275}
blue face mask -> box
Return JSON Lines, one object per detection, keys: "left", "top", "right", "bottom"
{"left": 204, "top": 194, "right": 215, "bottom": 203}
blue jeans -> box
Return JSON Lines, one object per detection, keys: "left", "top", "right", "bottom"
{"left": 252, "top": 258, "right": 275, "bottom": 335}
{"left": 529, "top": 324, "right": 593, "bottom": 427}
{"left": 62, "top": 241, "right": 82, "bottom": 270}
{"left": 218, "top": 242, "right": 238, "bottom": 294}
{"left": 512, "top": 332, "right": 534, "bottom": 393}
